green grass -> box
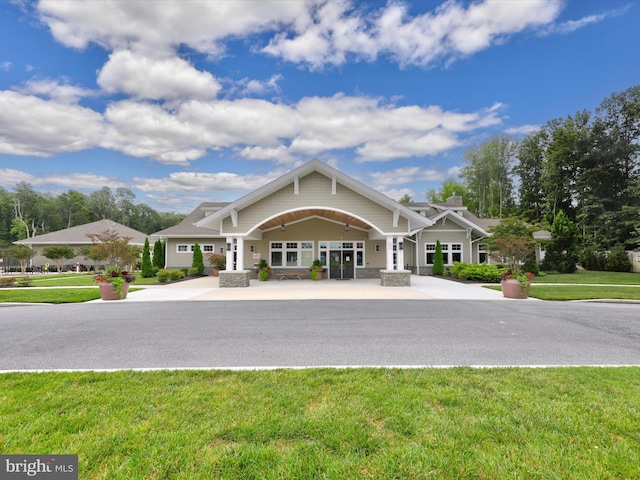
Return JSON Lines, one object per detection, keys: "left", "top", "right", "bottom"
{"left": 0, "top": 288, "right": 102, "bottom": 303}
{"left": 486, "top": 284, "right": 640, "bottom": 301}
{"left": 532, "top": 270, "right": 640, "bottom": 285}
{"left": 1, "top": 368, "right": 638, "bottom": 479}
{"left": 530, "top": 285, "right": 640, "bottom": 301}
{"left": 27, "top": 273, "right": 162, "bottom": 287}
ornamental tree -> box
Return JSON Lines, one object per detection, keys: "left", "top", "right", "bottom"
{"left": 42, "top": 245, "right": 76, "bottom": 273}
{"left": 86, "top": 229, "right": 138, "bottom": 270}
{"left": 8, "top": 244, "right": 33, "bottom": 273}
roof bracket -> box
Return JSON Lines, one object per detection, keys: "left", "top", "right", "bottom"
{"left": 230, "top": 208, "right": 238, "bottom": 227}
{"left": 294, "top": 175, "right": 299, "bottom": 195}
{"left": 332, "top": 175, "right": 337, "bottom": 195}
{"left": 393, "top": 208, "right": 400, "bottom": 227}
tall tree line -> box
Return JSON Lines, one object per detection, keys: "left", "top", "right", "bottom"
{"left": 0, "top": 185, "right": 186, "bottom": 247}
{"left": 456, "top": 85, "right": 639, "bottom": 250}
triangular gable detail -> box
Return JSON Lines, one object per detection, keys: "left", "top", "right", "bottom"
{"left": 195, "top": 159, "right": 433, "bottom": 231}
{"left": 429, "top": 210, "right": 490, "bottom": 237}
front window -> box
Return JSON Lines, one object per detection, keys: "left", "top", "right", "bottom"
{"left": 425, "top": 243, "right": 463, "bottom": 265}
{"left": 478, "top": 243, "right": 489, "bottom": 263}
{"left": 271, "top": 241, "right": 314, "bottom": 268}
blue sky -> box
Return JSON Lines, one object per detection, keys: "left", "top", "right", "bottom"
{"left": 1, "top": 0, "right": 638, "bottom": 213}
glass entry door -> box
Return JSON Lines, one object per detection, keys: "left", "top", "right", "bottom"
{"left": 329, "top": 250, "right": 354, "bottom": 279}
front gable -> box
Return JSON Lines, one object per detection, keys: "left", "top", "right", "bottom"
{"left": 196, "top": 159, "right": 432, "bottom": 237}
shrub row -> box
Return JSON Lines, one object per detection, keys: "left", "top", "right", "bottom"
{"left": 446, "top": 262, "right": 503, "bottom": 283}
{"left": 157, "top": 269, "right": 186, "bottom": 283}
{"left": 580, "top": 245, "right": 632, "bottom": 272}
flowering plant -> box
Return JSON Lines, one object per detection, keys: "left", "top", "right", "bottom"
{"left": 500, "top": 268, "right": 534, "bottom": 290}
{"left": 95, "top": 268, "right": 136, "bottom": 299}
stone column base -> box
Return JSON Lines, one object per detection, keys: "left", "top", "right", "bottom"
{"left": 219, "top": 270, "right": 250, "bottom": 288}
{"left": 380, "top": 269, "right": 411, "bottom": 287}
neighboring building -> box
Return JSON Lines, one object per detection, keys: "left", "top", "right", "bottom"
{"left": 150, "top": 159, "right": 516, "bottom": 278}
{"left": 14, "top": 219, "right": 147, "bottom": 271}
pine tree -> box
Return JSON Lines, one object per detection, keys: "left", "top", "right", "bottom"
{"left": 432, "top": 240, "right": 444, "bottom": 275}
{"left": 192, "top": 242, "right": 204, "bottom": 276}
{"left": 141, "top": 238, "right": 154, "bottom": 278}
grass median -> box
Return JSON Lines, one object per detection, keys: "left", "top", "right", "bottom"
{"left": 1, "top": 367, "right": 638, "bottom": 479}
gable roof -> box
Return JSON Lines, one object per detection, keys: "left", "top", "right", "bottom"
{"left": 14, "top": 219, "right": 148, "bottom": 246}
{"left": 194, "top": 158, "right": 433, "bottom": 232}
{"left": 152, "top": 202, "right": 229, "bottom": 238}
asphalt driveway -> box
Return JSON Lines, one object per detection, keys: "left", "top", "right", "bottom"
{"left": 1, "top": 298, "right": 638, "bottom": 371}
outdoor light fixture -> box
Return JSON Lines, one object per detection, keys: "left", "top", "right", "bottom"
{"left": 398, "top": 241, "right": 404, "bottom": 250}
{"left": 280, "top": 223, "right": 286, "bottom": 231}
{"left": 344, "top": 223, "right": 350, "bottom": 231}
{"left": 226, "top": 242, "right": 231, "bottom": 251}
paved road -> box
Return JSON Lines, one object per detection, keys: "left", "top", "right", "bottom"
{"left": 1, "top": 300, "right": 638, "bottom": 370}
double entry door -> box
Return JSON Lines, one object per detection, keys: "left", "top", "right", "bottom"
{"left": 329, "top": 250, "right": 354, "bottom": 279}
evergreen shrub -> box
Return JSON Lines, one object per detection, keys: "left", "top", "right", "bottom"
{"left": 170, "top": 269, "right": 185, "bottom": 281}
{"left": 606, "top": 246, "right": 632, "bottom": 272}
{"left": 448, "top": 262, "right": 502, "bottom": 283}
{"left": 432, "top": 240, "right": 444, "bottom": 275}
{"left": 157, "top": 269, "right": 171, "bottom": 283}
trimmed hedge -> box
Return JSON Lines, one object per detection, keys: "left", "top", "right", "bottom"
{"left": 447, "top": 262, "right": 503, "bottom": 283}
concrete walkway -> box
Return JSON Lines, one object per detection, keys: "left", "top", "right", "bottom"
{"left": 102, "top": 275, "right": 517, "bottom": 303}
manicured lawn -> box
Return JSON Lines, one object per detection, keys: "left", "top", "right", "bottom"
{"left": 486, "top": 284, "right": 640, "bottom": 301}
{"left": 1, "top": 368, "right": 638, "bottom": 479}
{"left": 26, "top": 273, "right": 162, "bottom": 287}
{"left": 0, "top": 288, "right": 102, "bottom": 303}
{"left": 532, "top": 270, "right": 640, "bottom": 285}
{"left": 529, "top": 285, "right": 640, "bottom": 301}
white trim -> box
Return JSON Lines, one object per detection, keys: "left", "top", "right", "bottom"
{"left": 194, "top": 159, "right": 433, "bottom": 231}
{"left": 425, "top": 242, "right": 463, "bottom": 266}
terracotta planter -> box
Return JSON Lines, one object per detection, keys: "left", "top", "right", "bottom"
{"left": 501, "top": 279, "right": 530, "bottom": 299}
{"left": 211, "top": 268, "right": 220, "bottom": 277}
{"left": 99, "top": 281, "right": 129, "bottom": 300}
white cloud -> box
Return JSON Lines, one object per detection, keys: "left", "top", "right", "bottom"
{"left": 229, "top": 74, "right": 283, "bottom": 97}
{"left": 381, "top": 188, "right": 415, "bottom": 202}
{"left": 539, "top": 6, "right": 629, "bottom": 36}
{"left": 368, "top": 166, "right": 445, "bottom": 190}
{"left": 264, "top": 0, "right": 563, "bottom": 69}
{"left": 505, "top": 124, "right": 540, "bottom": 135}
{"left": 37, "top": 0, "right": 312, "bottom": 55}
{"left": 0, "top": 61, "right": 12, "bottom": 71}
{"left": 15, "top": 77, "right": 94, "bottom": 103}
{"left": 0, "top": 167, "right": 123, "bottom": 190}
{"left": 134, "top": 170, "right": 279, "bottom": 193}
{"left": 97, "top": 50, "right": 221, "bottom": 100}
{"left": 0, "top": 91, "right": 104, "bottom": 156}
{"left": 0, "top": 167, "right": 34, "bottom": 187}
{"left": 37, "top": 0, "right": 565, "bottom": 71}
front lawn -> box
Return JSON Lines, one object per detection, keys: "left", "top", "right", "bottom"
{"left": 486, "top": 284, "right": 640, "bottom": 301}
{"left": 532, "top": 270, "right": 640, "bottom": 285}
{"left": 26, "top": 273, "right": 162, "bottom": 287}
{"left": 0, "top": 288, "right": 102, "bottom": 303}
{"left": 1, "top": 368, "right": 638, "bottom": 479}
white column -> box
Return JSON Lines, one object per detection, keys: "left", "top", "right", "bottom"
{"left": 386, "top": 236, "right": 394, "bottom": 270}
{"left": 225, "top": 237, "right": 234, "bottom": 270}
{"left": 396, "top": 236, "right": 405, "bottom": 270}
{"left": 236, "top": 237, "right": 245, "bottom": 270}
